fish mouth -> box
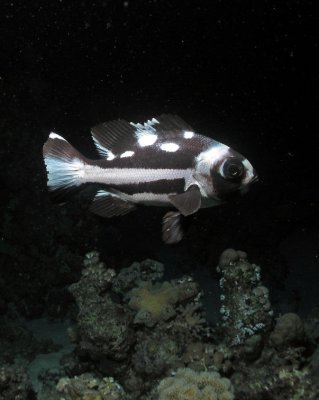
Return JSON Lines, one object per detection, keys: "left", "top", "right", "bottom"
{"left": 249, "top": 169, "right": 259, "bottom": 184}
{"left": 250, "top": 174, "right": 259, "bottom": 184}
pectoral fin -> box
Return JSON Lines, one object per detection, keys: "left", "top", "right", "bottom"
{"left": 168, "top": 185, "right": 201, "bottom": 216}
{"left": 162, "top": 211, "right": 183, "bottom": 244}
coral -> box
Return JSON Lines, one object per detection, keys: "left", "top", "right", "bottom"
{"left": 120, "top": 369, "right": 145, "bottom": 399}
{"left": 230, "top": 327, "right": 316, "bottom": 400}
{"left": 75, "top": 296, "right": 134, "bottom": 361}
{"left": 112, "top": 259, "right": 164, "bottom": 295}
{"left": 70, "top": 251, "right": 116, "bottom": 309}
{"left": 242, "top": 334, "right": 263, "bottom": 361}
{"left": 69, "top": 251, "right": 134, "bottom": 360}
{"left": 168, "top": 303, "right": 206, "bottom": 342}
{"left": 270, "top": 313, "right": 304, "bottom": 348}
{"left": 127, "top": 279, "right": 198, "bottom": 327}
{"left": 217, "top": 248, "right": 273, "bottom": 345}
{"left": 0, "top": 366, "right": 35, "bottom": 400}
{"left": 232, "top": 365, "right": 319, "bottom": 400}
{"left": 181, "top": 342, "right": 233, "bottom": 374}
{"left": 132, "top": 331, "right": 181, "bottom": 378}
{"left": 56, "top": 373, "right": 127, "bottom": 400}
{"left": 218, "top": 249, "right": 247, "bottom": 268}
{"left": 156, "top": 368, "right": 234, "bottom": 400}
{"left": 128, "top": 281, "right": 177, "bottom": 326}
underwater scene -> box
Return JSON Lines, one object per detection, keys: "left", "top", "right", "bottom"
{"left": 1, "top": 1, "right": 318, "bottom": 399}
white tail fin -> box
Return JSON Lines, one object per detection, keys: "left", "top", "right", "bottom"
{"left": 43, "top": 132, "right": 86, "bottom": 193}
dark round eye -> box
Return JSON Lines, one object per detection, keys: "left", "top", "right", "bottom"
{"left": 222, "top": 159, "right": 244, "bottom": 179}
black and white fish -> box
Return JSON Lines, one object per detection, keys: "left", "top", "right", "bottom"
{"left": 43, "top": 114, "right": 257, "bottom": 243}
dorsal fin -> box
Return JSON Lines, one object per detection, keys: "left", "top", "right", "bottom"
{"left": 154, "top": 114, "right": 194, "bottom": 133}
{"left": 91, "top": 119, "right": 137, "bottom": 159}
{"left": 91, "top": 114, "right": 194, "bottom": 159}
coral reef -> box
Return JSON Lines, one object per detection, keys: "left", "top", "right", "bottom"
{"left": 74, "top": 295, "right": 134, "bottom": 361}
{"left": 69, "top": 251, "right": 135, "bottom": 361}
{"left": 269, "top": 313, "right": 305, "bottom": 348}
{"left": 132, "top": 331, "right": 181, "bottom": 378}
{"left": 15, "top": 248, "right": 315, "bottom": 400}
{"left": 156, "top": 367, "right": 234, "bottom": 400}
{"left": 127, "top": 281, "right": 178, "bottom": 327}
{"left": 217, "top": 248, "right": 273, "bottom": 345}
{"left": 181, "top": 342, "right": 233, "bottom": 374}
{"left": 0, "top": 366, "right": 35, "bottom": 400}
{"left": 112, "top": 259, "right": 164, "bottom": 295}
{"left": 126, "top": 278, "right": 199, "bottom": 327}
{"left": 166, "top": 303, "right": 207, "bottom": 342}
{"left": 56, "top": 373, "right": 127, "bottom": 400}
{"left": 232, "top": 365, "right": 319, "bottom": 400}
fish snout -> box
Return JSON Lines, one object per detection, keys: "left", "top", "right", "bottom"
{"left": 250, "top": 169, "right": 259, "bottom": 184}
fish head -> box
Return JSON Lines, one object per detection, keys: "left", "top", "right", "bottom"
{"left": 194, "top": 143, "right": 258, "bottom": 201}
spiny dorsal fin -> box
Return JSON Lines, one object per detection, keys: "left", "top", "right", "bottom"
{"left": 91, "top": 114, "right": 194, "bottom": 159}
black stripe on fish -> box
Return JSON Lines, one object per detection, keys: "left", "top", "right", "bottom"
{"left": 93, "top": 135, "right": 215, "bottom": 170}
{"left": 91, "top": 113, "right": 217, "bottom": 169}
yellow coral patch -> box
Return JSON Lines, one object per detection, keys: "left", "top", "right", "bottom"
{"left": 128, "top": 282, "right": 178, "bottom": 320}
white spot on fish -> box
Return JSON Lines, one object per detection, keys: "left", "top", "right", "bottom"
{"left": 197, "top": 144, "right": 229, "bottom": 164}
{"left": 131, "top": 119, "right": 159, "bottom": 147}
{"left": 49, "top": 132, "right": 67, "bottom": 141}
{"left": 120, "top": 150, "right": 134, "bottom": 158}
{"left": 106, "top": 151, "right": 116, "bottom": 161}
{"left": 160, "top": 142, "right": 180, "bottom": 152}
{"left": 92, "top": 135, "right": 116, "bottom": 160}
{"left": 138, "top": 133, "right": 158, "bottom": 147}
{"left": 183, "top": 131, "right": 194, "bottom": 139}
{"left": 196, "top": 144, "right": 230, "bottom": 175}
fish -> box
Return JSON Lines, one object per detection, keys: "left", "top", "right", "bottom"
{"left": 42, "top": 114, "right": 258, "bottom": 244}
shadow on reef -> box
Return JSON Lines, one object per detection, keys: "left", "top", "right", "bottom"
{"left": 2, "top": 249, "right": 319, "bottom": 399}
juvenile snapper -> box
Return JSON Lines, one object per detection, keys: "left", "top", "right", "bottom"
{"left": 43, "top": 114, "right": 257, "bottom": 243}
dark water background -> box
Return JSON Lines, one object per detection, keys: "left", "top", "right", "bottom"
{"left": 1, "top": 1, "right": 318, "bottom": 317}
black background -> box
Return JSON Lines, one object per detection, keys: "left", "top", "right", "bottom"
{"left": 1, "top": 0, "right": 318, "bottom": 315}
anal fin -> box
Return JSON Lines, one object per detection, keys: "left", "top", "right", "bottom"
{"left": 90, "top": 190, "right": 136, "bottom": 218}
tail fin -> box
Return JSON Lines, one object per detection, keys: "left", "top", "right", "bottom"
{"left": 43, "top": 132, "right": 86, "bottom": 200}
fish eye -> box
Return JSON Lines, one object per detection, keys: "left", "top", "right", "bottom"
{"left": 222, "top": 159, "right": 244, "bottom": 180}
